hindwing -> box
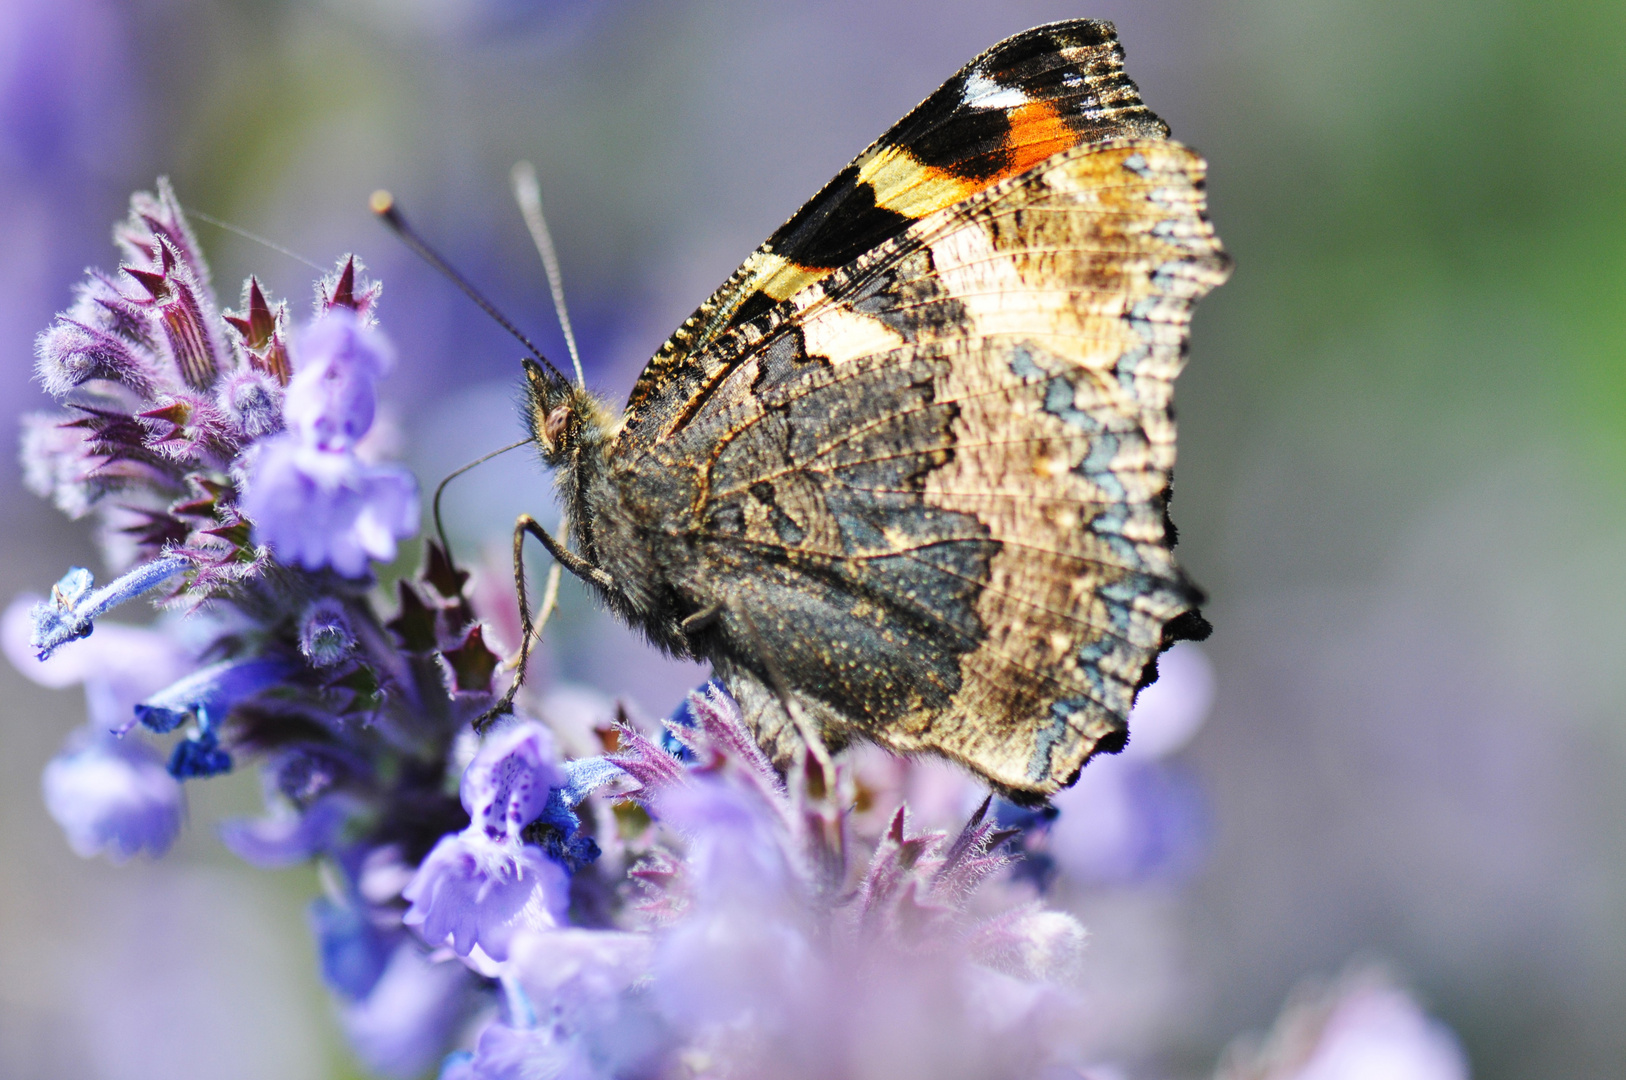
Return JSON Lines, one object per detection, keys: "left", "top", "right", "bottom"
{"left": 623, "top": 18, "right": 1170, "bottom": 442}
{"left": 608, "top": 139, "right": 1230, "bottom": 797}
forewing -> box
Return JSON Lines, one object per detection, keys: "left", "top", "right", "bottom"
{"left": 615, "top": 139, "right": 1229, "bottom": 797}
{"left": 623, "top": 19, "right": 1169, "bottom": 443}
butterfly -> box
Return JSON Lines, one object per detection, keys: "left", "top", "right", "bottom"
{"left": 507, "top": 19, "right": 1229, "bottom": 801}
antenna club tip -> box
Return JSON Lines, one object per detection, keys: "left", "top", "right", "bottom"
{"left": 369, "top": 190, "right": 395, "bottom": 216}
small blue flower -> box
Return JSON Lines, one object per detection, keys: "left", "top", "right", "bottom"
{"left": 167, "top": 724, "right": 233, "bottom": 779}
{"left": 41, "top": 727, "right": 184, "bottom": 862}
{"left": 28, "top": 556, "right": 189, "bottom": 660}
{"left": 134, "top": 656, "right": 293, "bottom": 734}
{"left": 240, "top": 435, "right": 419, "bottom": 578}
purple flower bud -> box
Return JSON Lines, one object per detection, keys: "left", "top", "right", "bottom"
{"left": 299, "top": 597, "right": 357, "bottom": 668}
{"left": 41, "top": 727, "right": 184, "bottom": 862}
{"left": 285, "top": 309, "right": 394, "bottom": 451}
{"left": 167, "top": 728, "right": 232, "bottom": 778}
{"left": 240, "top": 434, "right": 419, "bottom": 578}
{"left": 35, "top": 318, "right": 158, "bottom": 397}
{"left": 20, "top": 412, "right": 96, "bottom": 518}
{"left": 219, "top": 369, "right": 284, "bottom": 442}
{"left": 69, "top": 271, "right": 156, "bottom": 352}
{"left": 310, "top": 895, "right": 393, "bottom": 1001}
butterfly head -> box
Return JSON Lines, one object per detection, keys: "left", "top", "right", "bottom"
{"left": 522, "top": 358, "right": 605, "bottom": 465}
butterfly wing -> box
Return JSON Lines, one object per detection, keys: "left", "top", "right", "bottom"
{"left": 609, "top": 139, "right": 1229, "bottom": 797}
{"left": 623, "top": 19, "right": 1170, "bottom": 444}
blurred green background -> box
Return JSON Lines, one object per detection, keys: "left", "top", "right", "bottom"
{"left": 0, "top": 0, "right": 1621, "bottom": 1077}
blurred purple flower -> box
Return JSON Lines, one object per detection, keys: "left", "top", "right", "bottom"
{"left": 41, "top": 727, "right": 183, "bottom": 862}
{"left": 448, "top": 1020, "right": 594, "bottom": 1080}
{"left": 240, "top": 435, "right": 418, "bottom": 577}
{"left": 311, "top": 894, "right": 394, "bottom": 1001}
{"left": 2, "top": 593, "right": 193, "bottom": 729}
{"left": 0, "top": 0, "right": 135, "bottom": 181}
{"left": 1220, "top": 970, "right": 1470, "bottom": 1080}
{"left": 19, "top": 411, "right": 96, "bottom": 518}
{"left": 1294, "top": 986, "right": 1470, "bottom": 1080}
{"left": 220, "top": 793, "right": 359, "bottom": 869}
{"left": 284, "top": 308, "right": 395, "bottom": 452}
{"left": 343, "top": 942, "right": 482, "bottom": 1080}
{"left": 404, "top": 722, "right": 573, "bottom": 961}
{"left": 1047, "top": 642, "right": 1216, "bottom": 886}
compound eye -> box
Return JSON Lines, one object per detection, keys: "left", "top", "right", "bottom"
{"left": 542, "top": 404, "right": 571, "bottom": 448}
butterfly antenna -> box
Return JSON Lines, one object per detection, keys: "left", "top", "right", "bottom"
{"left": 183, "top": 207, "right": 325, "bottom": 271}
{"left": 369, "top": 190, "right": 570, "bottom": 386}
{"left": 431, "top": 438, "right": 533, "bottom": 566}
{"left": 511, "top": 161, "right": 585, "bottom": 388}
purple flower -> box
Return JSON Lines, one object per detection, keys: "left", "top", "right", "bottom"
{"left": 460, "top": 722, "right": 568, "bottom": 846}
{"left": 284, "top": 308, "right": 395, "bottom": 452}
{"left": 41, "top": 727, "right": 184, "bottom": 862}
{"left": 1220, "top": 971, "right": 1469, "bottom": 1080}
{"left": 1292, "top": 985, "right": 1469, "bottom": 1080}
{"left": 405, "top": 834, "right": 568, "bottom": 962}
{"left": 403, "top": 722, "right": 573, "bottom": 961}
{"left": 310, "top": 894, "right": 394, "bottom": 1001}
{"left": 240, "top": 434, "right": 418, "bottom": 577}
{"left": 342, "top": 943, "right": 481, "bottom": 1080}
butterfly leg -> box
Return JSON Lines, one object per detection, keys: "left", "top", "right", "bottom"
{"left": 679, "top": 602, "right": 721, "bottom": 637}
{"left": 475, "top": 513, "right": 615, "bottom": 731}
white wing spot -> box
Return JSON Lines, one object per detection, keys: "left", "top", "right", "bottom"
{"left": 963, "top": 70, "right": 1030, "bottom": 111}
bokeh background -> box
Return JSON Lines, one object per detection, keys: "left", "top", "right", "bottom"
{"left": 0, "top": 0, "right": 1621, "bottom": 1077}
